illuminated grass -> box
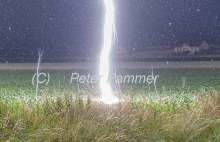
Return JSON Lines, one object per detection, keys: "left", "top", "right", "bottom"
{"left": 1, "top": 69, "right": 220, "bottom": 141}
{"left": 1, "top": 90, "right": 220, "bottom": 141}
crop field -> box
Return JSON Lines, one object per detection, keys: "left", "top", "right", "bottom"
{"left": 1, "top": 68, "right": 220, "bottom": 97}
{"left": 1, "top": 68, "right": 220, "bottom": 141}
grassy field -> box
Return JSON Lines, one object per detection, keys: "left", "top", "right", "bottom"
{"left": 1, "top": 68, "right": 220, "bottom": 97}
{"left": 1, "top": 68, "right": 220, "bottom": 141}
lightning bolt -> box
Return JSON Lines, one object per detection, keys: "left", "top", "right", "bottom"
{"left": 99, "top": 0, "right": 119, "bottom": 104}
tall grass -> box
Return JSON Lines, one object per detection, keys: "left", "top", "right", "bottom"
{"left": 1, "top": 89, "right": 220, "bottom": 141}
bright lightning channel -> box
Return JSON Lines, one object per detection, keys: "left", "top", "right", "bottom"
{"left": 99, "top": 0, "right": 119, "bottom": 104}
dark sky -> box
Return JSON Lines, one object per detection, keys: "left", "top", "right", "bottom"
{"left": 0, "top": 0, "right": 220, "bottom": 59}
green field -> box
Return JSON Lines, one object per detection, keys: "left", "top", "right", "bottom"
{"left": 1, "top": 68, "right": 220, "bottom": 97}
{"left": 1, "top": 68, "right": 220, "bottom": 141}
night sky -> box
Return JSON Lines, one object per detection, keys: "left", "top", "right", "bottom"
{"left": 0, "top": 0, "right": 220, "bottom": 61}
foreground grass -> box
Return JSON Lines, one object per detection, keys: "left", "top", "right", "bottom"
{"left": 1, "top": 90, "right": 220, "bottom": 141}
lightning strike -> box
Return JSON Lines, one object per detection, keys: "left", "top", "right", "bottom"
{"left": 99, "top": 0, "right": 119, "bottom": 104}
